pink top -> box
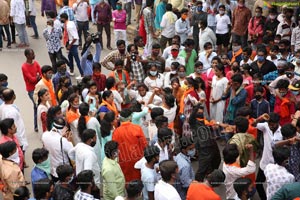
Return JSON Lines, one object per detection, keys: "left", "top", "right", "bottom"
{"left": 0, "top": 135, "right": 24, "bottom": 170}
{"left": 112, "top": 10, "right": 126, "bottom": 30}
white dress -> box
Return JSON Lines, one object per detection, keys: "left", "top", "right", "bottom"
{"left": 210, "top": 76, "right": 228, "bottom": 122}
{"left": 37, "top": 103, "right": 49, "bottom": 139}
{"left": 144, "top": 74, "right": 164, "bottom": 92}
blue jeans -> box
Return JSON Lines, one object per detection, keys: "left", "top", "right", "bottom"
{"left": 68, "top": 45, "right": 83, "bottom": 75}
{"left": 108, "top": 0, "right": 117, "bottom": 10}
{"left": 29, "top": 16, "right": 39, "bottom": 37}
{"left": 90, "top": 4, "right": 97, "bottom": 24}
{"left": 14, "top": 23, "right": 29, "bottom": 44}
{"left": 0, "top": 24, "right": 11, "bottom": 47}
{"left": 28, "top": 91, "right": 37, "bottom": 129}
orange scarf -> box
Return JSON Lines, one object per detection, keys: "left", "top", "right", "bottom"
{"left": 231, "top": 48, "right": 243, "bottom": 63}
{"left": 179, "top": 87, "right": 199, "bottom": 114}
{"left": 42, "top": 77, "right": 57, "bottom": 106}
{"left": 66, "top": 109, "right": 80, "bottom": 124}
{"left": 100, "top": 100, "right": 118, "bottom": 116}
{"left": 63, "top": 23, "right": 68, "bottom": 46}
{"left": 280, "top": 98, "right": 290, "bottom": 118}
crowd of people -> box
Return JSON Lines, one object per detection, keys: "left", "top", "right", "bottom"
{"left": 2, "top": 0, "right": 300, "bottom": 199}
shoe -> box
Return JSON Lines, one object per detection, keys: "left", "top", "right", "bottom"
{"left": 76, "top": 76, "right": 83, "bottom": 80}
{"left": 34, "top": 127, "right": 38, "bottom": 132}
{"left": 11, "top": 41, "right": 16, "bottom": 44}
{"left": 107, "top": 46, "right": 113, "bottom": 50}
{"left": 69, "top": 71, "right": 75, "bottom": 76}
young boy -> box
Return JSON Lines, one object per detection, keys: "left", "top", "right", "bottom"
{"left": 91, "top": 63, "right": 106, "bottom": 92}
{"left": 250, "top": 85, "right": 270, "bottom": 119}
{"left": 240, "top": 46, "right": 253, "bottom": 66}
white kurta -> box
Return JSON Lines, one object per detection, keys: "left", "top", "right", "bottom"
{"left": 210, "top": 76, "right": 228, "bottom": 122}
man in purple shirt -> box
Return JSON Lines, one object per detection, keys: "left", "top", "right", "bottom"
{"left": 94, "top": 0, "right": 112, "bottom": 50}
{"left": 41, "top": 0, "right": 57, "bottom": 17}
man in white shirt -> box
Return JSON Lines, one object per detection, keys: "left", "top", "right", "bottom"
{"left": 154, "top": 127, "right": 172, "bottom": 163}
{"left": 42, "top": 117, "right": 73, "bottom": 180}
{"left": 222, "top": 143, "right": 256, "bottom": 199}
{"left": 0, "top": 88, "right": 28, "bottom": 153}
{"left": 154, "top": 160, "right": 181, "bottom": 200}
{"left": 162, "top": 36, "right": 185, "bottom": 60}
{"left": 165, "top": 44, "right": 185, "bottom": 71}
{"left": 73, "top": 0, "right": 89, "bottom": 49}
{"left": 60, "top": 13, "right": 83, "bottom": 78}
{"left": 198, "top": 20, "right": 216, "bottom": 53}
{"left": 175, "top": 8, "right": 190, "bottom": 45}
{"left": 264, "top": 146, "right": 295, "bottom": 200}
{"left": 215, "top": 4, "right": 231, "bottom": 55}
{"left": 68, "top": 129, "right": 101, "bottom": 193}
{"left": 291, "top": 22, "right": 300, "bottom": 54}
{"left": 10, "top": 0, "right": 29, "bottom": 47}
{"left": 252, "top": 112, "right": 283, "bottom": 200}
{"left": 160, "top": 4, "right": 178, "bottom": 51}
{"left": 198, "top": 42, "right": 217, "bottom": 71}
{"left": 141, "top": 146, "right": 159, "bottom": 200}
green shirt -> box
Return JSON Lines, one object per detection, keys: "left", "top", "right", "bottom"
{"left": 102, "top": 157, "right": 125, "bottom": 200}
{"left": 179, "top": 49, "right": 197, "bottom": 76}
{"left": 271, "top": 182, "right": 300, "bottom": 200}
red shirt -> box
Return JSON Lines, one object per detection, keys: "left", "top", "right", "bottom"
{"left": 92, "top": 73, "right": 106, "bottom": 92}
{"left": 187, "top": 182, "right": 221, "bottom": 200}
{"left": 21, "top": 61, "right": 42, "bottom": 92}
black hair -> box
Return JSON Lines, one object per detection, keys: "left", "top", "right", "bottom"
{"left": 136, "top": 83, "right": 149, "bottom": 92}
{"left": 179, "top": 136, "right": 194, "bottom": 150}
{"left": 130, "top": 101, "right": 142, "bottom": 113}
{"left": 214, "top": 63, "right": 225, "bottom": 76}
{"left": 150, "top": 107, "right": 164, "bottom": 120}
{"left": 212, "top": 56, "right": 221, "bottom": 64}
{"left": 194, "top": 77, "right": 205, "bottom": 91}
{"left": 81, "top": 129, "right": 96, "bottom": 143}
{"left": 186, "top": 77, "right": 199, "bottom": 90}
{"left": 269, "top": 112, "right": 280, "bottom": 123}
{"left": 87, "top": 80, "right": 97, "bottom": 90}
{"left": 2, "top": 88, "right": 15, "bottom": 102}
{"left": 203, "top": 42, "right": 212, "bottom": 49}
{"left": 236, "top": 106, "right": 252, "bottom": 117}
{"left": 115, "top": 59, "right": 124, "bottom": 66}
{"left": 273, "top": 146, "right": 290, "bottom": 165}
{"left": 223, "top": 143, "right": 239, "bottom": 164}
{"left": 24, "top": 48, "right": 33, "bottom": 57}
{"left": 159, "top": 160, "right": 178, "bottom": 182}
{"left": 194, "top": 61, "right": 203, "bottom": 68}
{"left": 157, "top": 127, "right": 173, "bottom": 142}
{"left": 155, "top": 115, "right": 168, "bottom": 128}
{"left": 281, "top": 123, "right": 297, "bottom": 139}
{"left": 0, "top": 141, "right": 16, "bottom": 158}
{"left": 106, "top": 77, "right": 116, "bottom": 90}
{"left": 279, "top": 39, "right": 290, "bottom": 47}
{"left": 171, "top": 62, "right": 180, "bottom": 70}
{"left": 32, "top": 148, "right": 49, "bottom": 164}
{"left": 120, "top": 108, "right": 132, "bottom": 118}
{"left": 92, "top": 62, "right": 102, "bottom": 71}
{"left": 37, "top": 88, "right": 48, "bottom": 105}
{"left": 231, "top": 73, "right": 243, "bottom": 85}
{"left": 0, "top": 118, "right": 14, "bottom": 135}
{"left": 255, "top": 6, "right": 262, "bottom": 12}
{"left": 219, "top": 4, "right": 225, "bottom": 9}
{"left": 46, "top": 106, "right": 62, "bottom": 131}
{"left": 13, "top": 186, "right": 30, "bottom": 200}
{"left": 126, "top": 180, "right": 144, "bottom": 198}
{"left": 206, "top": 169, "right": 226, "bottom": 187}
{"left": 275, "top": 79, "right": 289, "bottom": 89}
{"left": 0, "top": 73, "right": 8, "bottom": 81}
{"left": 254, "top": 85, "right": 264, "bottom": 93}
{"left": 127, "top": 44, "right": 138, "bottom": 53}
{"left": 56, "top": 164, "right": 73, "bottom": 182}
{"left": 171, "top": 77, "right": 180, "bottom": 86}
{"left": 233, "top": 178, "right": 252, "bottom": 199}
{"left": 181, "top": 8, "right": 189, "bottom": 14}
{"left": 55, "top": 60, "right": 66, "bottom": 69}
{"left": 166, "top": 3, "right": 172, "bottom": 11}
{"left": 134, "top": 36, "right": 143, "bottom": 44}
{"left": 78, "top": 102, "right": 90, "bottom": 138}
{"left": 41, "top": 65, "right": 53, "bottom": 74}
{"left": 116, "top": 40, "right": 126, "bottom": 47}
{"left": 164, "top": 94, "right": 175, "bottom": 108}
{"left": 271, "top": 45, "right": 279, "bottom": 51}
{"left": 100, "top": 112, "right": 116, "bottom": 138}
{"left": 33, "top": 178, "right": 53, "bottom": 199}
{"left": 76, "top": 170, "right": 94, "bottom": 190}
{"left": 102, "top": 90, "right": 113, "bottom": 101}
{"left": 184, "top": 39, "right": 195, "bottom": 46}
{"left": 144, "top": 146, "right": 160, "bottom": 163}
{"left": 63, "top": 0, "right": 68, "bottom": 6}
{"left": 146, "top": 0, "right": 153, "bottom": 7}
{"left": 152, "top": 43, "right": 161, "bottom": 49}
{"left": 67, "top": 93, "right": 79, "bottom": 110}
{"left": 234, "top": 117, "right": 249, "bottom": 133}
{"left": 104, "top": 140, "right": 119, "bottom": 158}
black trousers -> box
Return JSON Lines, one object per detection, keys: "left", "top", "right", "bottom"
{"left": 256, "top": 167, "right": 267, "bottom": 200}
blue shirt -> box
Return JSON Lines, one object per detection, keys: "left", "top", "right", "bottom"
{"left": 31, "top": 167, "right": 48, "bottom": 195}
{"left": 52, "top": 72, "right": 72, "bottom": 91}
{"left": 57, "top": 6, "right": 75, "bottom": 21}
{"left": 250, "top": 99, "right": 270, "bottom": 119}
{"left": 174, "top": 152, "right": 194, "bottom": 200}
{"left": 81, "top": 42, "right": 101, "bottom": 76}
